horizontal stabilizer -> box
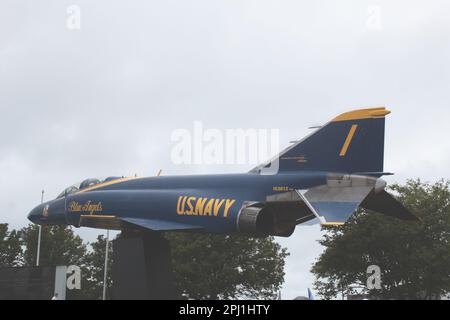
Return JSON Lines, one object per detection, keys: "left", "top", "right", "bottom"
{"left": 360, "top": 190, "right": 419, "bottom": 221}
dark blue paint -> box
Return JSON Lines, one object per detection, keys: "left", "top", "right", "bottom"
{"left": 27, "top": 111, "right": 389, "bottom": 235}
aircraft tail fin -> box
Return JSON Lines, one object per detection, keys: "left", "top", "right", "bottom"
{"left": 251, "top": 107, "right": 390, "bottom": 175}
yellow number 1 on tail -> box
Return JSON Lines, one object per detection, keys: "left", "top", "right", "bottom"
{"left": 339, "top": 124, "right": 358, "bottom": 156}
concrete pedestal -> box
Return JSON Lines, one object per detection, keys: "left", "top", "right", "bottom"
{"left": 112, "top": 231, "right": 177, "bottom": 300}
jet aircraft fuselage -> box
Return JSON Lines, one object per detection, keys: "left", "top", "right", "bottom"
{"left": 28, "top": 107, "right": 418, "bottom": 237}
{"left": 28, "top": 172, "right": 332, "bottom": 236}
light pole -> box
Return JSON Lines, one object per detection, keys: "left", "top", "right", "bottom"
{"left": 36, "top": 190, "right": 44, "bottom": 266}
{"left": 102, "top": 229, "right": 110, "bottom": 300}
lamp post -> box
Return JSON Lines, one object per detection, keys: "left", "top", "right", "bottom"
{"left": 36, "top": 190, "right": 44, "bottom": 266}
{"left": 102, "top": 229, "right": 110, "bottom": 300}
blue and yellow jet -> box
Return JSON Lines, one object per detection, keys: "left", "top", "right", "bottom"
{"left": 28, "top": 107, "right": 417, "bottom": 237}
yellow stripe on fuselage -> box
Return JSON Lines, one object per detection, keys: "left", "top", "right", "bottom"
{"left": 76, "top": 177, "right": 142, "bottom": 193}
{"left": 80, "top": 214, "right": 116, "bottom": 219}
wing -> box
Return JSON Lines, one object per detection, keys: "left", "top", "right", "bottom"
{"left": 79, "top": 215, "right": 203, "bottom": 231}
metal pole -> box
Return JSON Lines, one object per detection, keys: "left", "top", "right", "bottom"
{"left": 102, "top": 229, "right": 110, "bottom": 300}
{"left": 36, "top": 190, "right": 44, "bottom": 266}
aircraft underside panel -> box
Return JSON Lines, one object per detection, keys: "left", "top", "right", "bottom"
{"left": 120, "top": 217, "right": 204, "bottom": 231}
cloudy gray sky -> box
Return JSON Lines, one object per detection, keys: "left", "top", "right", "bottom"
{"left": 1, "top": 1, "right": 449, "bottom": 299}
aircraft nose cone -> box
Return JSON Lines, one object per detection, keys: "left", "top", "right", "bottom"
{"left": 28, "top": 199, "right": 66, "bottom": 225}
{"left": 28, "top": 204, "right": 44, "bottom": 224}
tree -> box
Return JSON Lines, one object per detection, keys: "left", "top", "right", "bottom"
{"left": 21, "top": 224, "right": 87, "bottom": 267}
{"left": 0, "top": 224, "right": 23, "bottom": 267}
{"left": 83, "top": 235, "right": 113, "bottom": 300}
{"left": 20, "top": 224, "right": 88, "bottom": 299}
{"left": 311, "top": 179, "right": 450, "bottom": 300}
{"left": 13, "top": 224, "right": 289, "bottom": 300}
{"left": 166, "top": 232, "right": 289, "bottom": 299}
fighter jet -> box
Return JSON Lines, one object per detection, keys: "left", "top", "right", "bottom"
{"left": 28, "top": 107, "right": 417, "bottom": 237}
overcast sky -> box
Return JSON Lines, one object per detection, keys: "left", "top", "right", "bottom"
{"left": 1, "top": 1, "right": 449, "bottom": 299}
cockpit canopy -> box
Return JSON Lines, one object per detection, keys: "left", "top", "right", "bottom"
{"left": 57, "top": 176, "right": 123, "bottom": 199}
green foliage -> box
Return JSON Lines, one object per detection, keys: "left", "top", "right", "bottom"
{"left": 312, "top": 179, "right": 450, "bottom": 300}
{"left": 2, "top": 226, "right": 289, "bottom": 300}
{"left": 20, "top": 224, "right": 87, "bottom": 268}
{"left": 166, "top": 232, "right": 289, "bottom": 300}
{"left": 20, "top": 224, "right": 89, "bottom": 299}
{"left": 0, "top": 224, "right": 23, "bottom": 267}
{"left": 83, "top": 235, "right": 113, "bottom": 300}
